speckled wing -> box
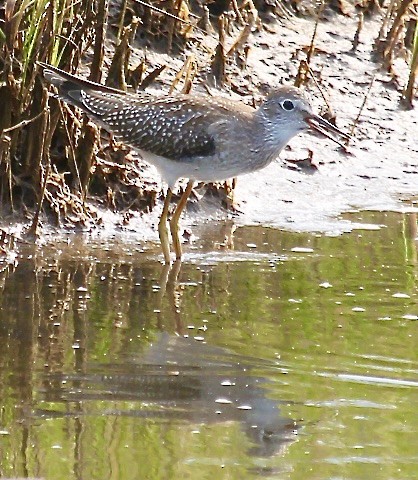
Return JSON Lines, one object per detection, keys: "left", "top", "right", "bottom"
{"left": 38, "top": 62, "right": 253, "bottom": 161}
{"left": 80, "top": 92, "right": 235, "bottom": 160}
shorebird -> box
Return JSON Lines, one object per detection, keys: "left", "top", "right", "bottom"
{"left": 38, "top": 62, "right": 349, "bottom": 263}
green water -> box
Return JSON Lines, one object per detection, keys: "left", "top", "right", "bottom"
{"left": 0, "top": 211, "right": 417, "bottom": 479}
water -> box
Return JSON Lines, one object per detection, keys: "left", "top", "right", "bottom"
{"left": 0, "top": 211, "right": 417, "bottom": 480}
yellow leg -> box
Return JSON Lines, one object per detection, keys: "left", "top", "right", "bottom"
{"left": 158, "top": 188, "right": 173, "bottom": 264}
{"left": 170, "top": 180, "right": 194, "bottom": 260}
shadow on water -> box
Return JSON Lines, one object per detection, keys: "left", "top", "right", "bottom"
{"left": 0, "top": 210, "right": 417, "bottom": 479}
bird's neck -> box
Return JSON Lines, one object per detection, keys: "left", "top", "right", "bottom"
{"left": 243, "top": 112, "right": 298, "bottom": 169}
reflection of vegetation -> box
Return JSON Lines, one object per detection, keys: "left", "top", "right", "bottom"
{"left": 0, "top": 212, "right": 417, "bottom": 478}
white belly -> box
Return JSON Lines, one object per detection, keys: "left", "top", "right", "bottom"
{"left": 139, "top": 150, "right": 265, "bottom": 189}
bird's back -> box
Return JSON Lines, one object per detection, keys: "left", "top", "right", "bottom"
{"left": 39, "top": 63, "right": 254, "bottom": 161}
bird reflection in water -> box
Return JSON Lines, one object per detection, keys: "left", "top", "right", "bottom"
{"left": 36, "top": 261, "right": 299, "bottom": 463}
{"left": 40, "top": 330, "right": 298, "bottom": 460}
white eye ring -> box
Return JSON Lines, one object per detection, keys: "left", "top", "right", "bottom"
{"left": 281, "top": 99, "right": 295, "bottom": 111}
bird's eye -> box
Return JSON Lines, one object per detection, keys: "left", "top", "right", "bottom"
{"left": 281, "top": 100, "right": 294, "bottom": 111}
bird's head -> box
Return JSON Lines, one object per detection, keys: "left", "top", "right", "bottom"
{"left": 258, "top": 87, "right": 350, "bottom": 148}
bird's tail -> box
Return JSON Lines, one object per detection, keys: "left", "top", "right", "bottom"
{"left": 37, "top": 62, "right": 126, "bottom": 109}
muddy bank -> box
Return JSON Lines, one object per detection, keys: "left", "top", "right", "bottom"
{"left": 91, "top": 14, "right": 418, "bottom": 241}
{"left": 2, "top": 11, "right": 418, "bottom": 248}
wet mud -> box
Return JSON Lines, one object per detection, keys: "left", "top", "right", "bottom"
{"left": 93, "top": 13, "right": 418, "bottom": 243}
